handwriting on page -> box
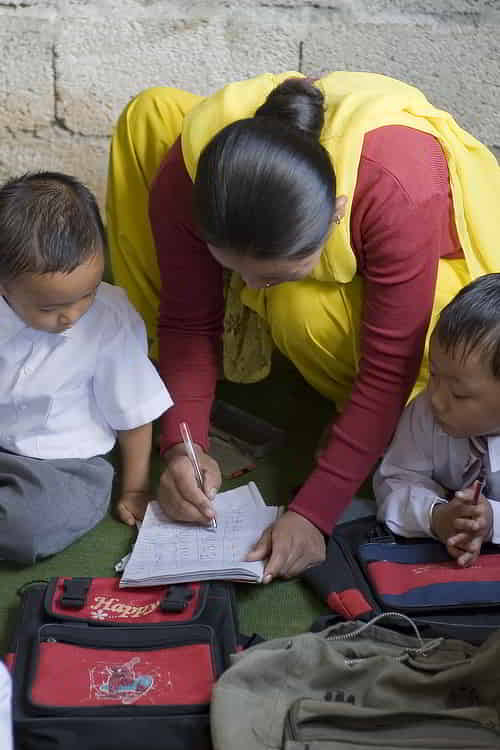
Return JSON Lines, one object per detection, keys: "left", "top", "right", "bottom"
{"left": 123, "top": 483, "right": 277, "bottom": 584}
{"left": 139, "top": 502, "right": 259, "bottom": 567}
{"left": 120, "top": 482, "right": 278, "bottom": 585}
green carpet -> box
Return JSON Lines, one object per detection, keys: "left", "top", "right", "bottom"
{"left": 0, "top": 354, "right": 370, "bottom": 653}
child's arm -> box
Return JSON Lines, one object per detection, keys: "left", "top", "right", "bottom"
{"left": 373, "top": 392, "right": 448, "bottom": 537}
{"left": 116, "top": 422, "right": 153, "bottom": 525}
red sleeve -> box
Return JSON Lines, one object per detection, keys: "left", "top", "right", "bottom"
{"left": 149, "top": 137, "right": 224, "bottom": 454}
{"left": 290, "top": 126, "right": 460, "bottom": 533}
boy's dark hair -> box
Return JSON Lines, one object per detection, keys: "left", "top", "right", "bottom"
{"left": 0, "top": 171, "right": 106, "bottom": 282}
{"left": 435, "top": 273, "right": 500, "bottom": 378}
{"left": 193, "top": 78, "right": 336, "bottom": 261}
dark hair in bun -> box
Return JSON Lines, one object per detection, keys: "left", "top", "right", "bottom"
{"left": 194, "top": 77, "right": 336, "bottom": 261}
{"left": 254, "top": 77, "right": 325, "bottom": 139}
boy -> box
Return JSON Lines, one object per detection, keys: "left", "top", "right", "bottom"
{"left": 0, "top": 661, "right": 12, "bottom": 750}
{"left": 0, "top": 172, "right": 172, "bottom": 564}
{"left": 374, "top": 273, "right": 500, "bottom": 567}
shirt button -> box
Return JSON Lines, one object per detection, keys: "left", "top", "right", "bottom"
{"left": 20, "top": 404, "right": 28, "bottom": 410}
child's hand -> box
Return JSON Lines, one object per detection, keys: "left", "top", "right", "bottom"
{"left": 446, "top": 487, "right": 492, "bottom": 566}
{"left": 431, "top": 488, "right": 492, "bottom": 567}
{"left": 446, "top": 532, "right": 482, "bottom": 568}
{"left": 431, "top": 497, "right": 467, "bottom": 545}
{"left": 116, "top": 490, "right": 150, "bottom": 526}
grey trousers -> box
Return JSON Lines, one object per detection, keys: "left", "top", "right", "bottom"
{"left": 0, "top": 449, "right": 113, "bottom": 564}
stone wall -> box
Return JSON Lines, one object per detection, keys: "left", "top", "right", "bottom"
{"left": 1, "top": 0, "right": 498, "bottom": 209}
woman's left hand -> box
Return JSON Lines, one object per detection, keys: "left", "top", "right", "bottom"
{"left": 246, "top": 510, "right": 326, "bottom": 582}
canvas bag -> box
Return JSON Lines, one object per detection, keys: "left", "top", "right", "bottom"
{"left": 210, "top": 616, "right": 500, "bottom": 750}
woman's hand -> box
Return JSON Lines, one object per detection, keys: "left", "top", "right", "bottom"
{"left": 246, "top": 510, "right": 326, "bottom": 582}
{"left": 157, "top": 443, "right": 222, "bottom": 524}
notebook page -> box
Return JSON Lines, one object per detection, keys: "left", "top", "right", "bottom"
{"left": 120, "top": 482, "right": 278, "bottom": 586}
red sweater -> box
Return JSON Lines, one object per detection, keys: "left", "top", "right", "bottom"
{"left": 150, "top": 125, "right": 462, "bottom": 533}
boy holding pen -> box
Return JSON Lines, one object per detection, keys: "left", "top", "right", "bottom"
{"left": 374, "top": 274, "right": 500, "bottom": 567}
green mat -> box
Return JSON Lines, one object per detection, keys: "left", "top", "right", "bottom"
{"left": 0, "top": 354, "right": 367, "bottom": 653}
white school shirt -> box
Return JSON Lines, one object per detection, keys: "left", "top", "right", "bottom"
{"left": 373, "top": 390, "right": 500, "bottom": 544}
{"left": 0, "top": 662, "right": 12, "bottom": 750}
{"left": 0, "top": 283, "right": 172, "bottom": 459}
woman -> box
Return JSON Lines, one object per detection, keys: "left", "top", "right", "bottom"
{"left": 106, "top": 71, "right": 500, "bottom": 580}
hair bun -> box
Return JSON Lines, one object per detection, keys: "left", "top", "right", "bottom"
{"left": 255, "top": 78, "right": 325, "bottom": 140}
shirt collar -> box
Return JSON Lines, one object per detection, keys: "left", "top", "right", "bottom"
{"left": 487, "top": 435, "right": 500, "bottom": 473}
{"left": 0, "top": 295, "right": 75, "bottom": 344}
{"left": 0, "top": 295, "right": 28, "bottom": 345}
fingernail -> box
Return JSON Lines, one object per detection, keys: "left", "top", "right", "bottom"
{"left": 263, "top": 574, "right": 272, "bottom": 584}
{"left": 208, "top": 487, "right": 217, "bottom": 500}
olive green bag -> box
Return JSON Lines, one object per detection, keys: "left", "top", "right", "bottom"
{"left": 210, "top": 616, "right": 500, "bottom": 749}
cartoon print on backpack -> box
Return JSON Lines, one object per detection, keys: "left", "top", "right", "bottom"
{"left": 90, "top": 657, "right": 156, "bottom": 705}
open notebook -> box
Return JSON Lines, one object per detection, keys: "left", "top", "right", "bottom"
{"left": 120, "top": 482, "right": 280, "bottom": 587}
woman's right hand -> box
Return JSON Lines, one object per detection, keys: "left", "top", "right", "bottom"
{"left": 157, "top": 443, "right": 222, "bottom": 524}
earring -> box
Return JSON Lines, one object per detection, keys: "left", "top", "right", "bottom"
{"left": 334, "top": 215, "right": 341, "bottom": 225}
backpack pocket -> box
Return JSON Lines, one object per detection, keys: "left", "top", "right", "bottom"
{"left": 283, "top": 698, "right": 499, "bottom": 749}
{"left": 27, "top": 622, "right": 219, "bottom": 714}
{"left": 16, "top": 622, "right": 218, "bottom": 749}
{"left": 358, "top": 540, "right": 500, "bottom": 612}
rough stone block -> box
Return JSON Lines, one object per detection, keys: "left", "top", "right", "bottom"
{"left": 301, "top": 22, "right": 499, "bottom": 145}
{"left": 0, "top": 129, "right": 109, "bottom": 211}
{"left": 0, "top": 17, "right": 54, "bottom": 131}
{"left": 0, "top": 1, "right": 55, "bottom": 6}
{"left": 56, "top": 8, "right": 301, "bottom": 136}
{"left": 197, "top": 0, "right": 498, "bottom": 20}
{"left": 350, "top": 0, "right": 499, "bottom": 21}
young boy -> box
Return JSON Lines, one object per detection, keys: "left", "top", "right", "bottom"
{"left": 0, "top": 172, "right": 172, "bottom": 564}
{"left": 0, "top": 661, "right": 12, "bottom": 750}
{"left": 374, "top": 273, "right": 500, "bottom": 568}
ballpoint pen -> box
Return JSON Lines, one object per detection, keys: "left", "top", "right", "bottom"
{"left": 179, "top": 421, "right": 217, "bottom": 530}
{"left": 472, "top": 478, "right": 484, "bottom": 506}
